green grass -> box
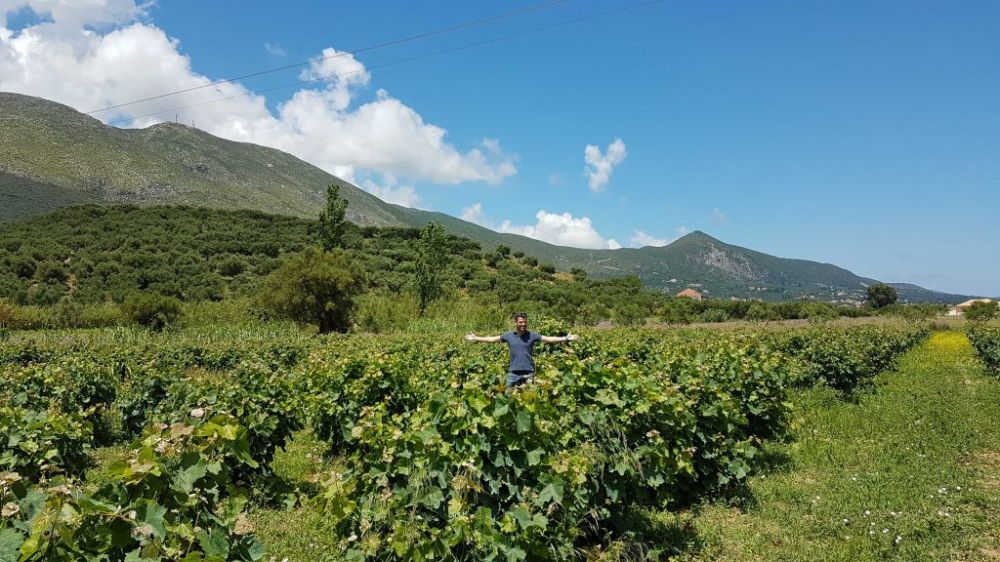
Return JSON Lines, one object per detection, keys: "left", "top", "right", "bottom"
{"left": 243, "top": 430, "right": 345, "bottom": 559}
{"left": 675, "top": 331, "right": 1000, "bottom": 561}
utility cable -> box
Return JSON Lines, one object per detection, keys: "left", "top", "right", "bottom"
{"left": 86, "top": 0, "right": 569, "bottom": 115}
{"left": 108, "top": 0, "right": 662, "bottom": 126}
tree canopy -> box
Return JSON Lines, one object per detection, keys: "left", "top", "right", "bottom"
{"left": 865, "top": 283, "right": 898, "bottom": 309}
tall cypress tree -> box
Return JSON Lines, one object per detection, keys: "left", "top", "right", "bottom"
{"left": 318, "top": 184, "right": 348, "bottom": 251}
{"left": 416, "top": 222, "right": 448, "bottom": 313}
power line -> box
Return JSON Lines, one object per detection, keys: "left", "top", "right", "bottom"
{"left": 108, "top": 0, "right": 662, "bottom": 126}
{"left": 86, "top": 0, "right": 569, "bottom": 115}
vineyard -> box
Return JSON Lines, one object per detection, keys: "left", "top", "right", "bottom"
{"left": 967, "top": 323, "right": 1000, "bottom": 375}
{"left": 0, "top": 320, "right": 934, "bottom": 561}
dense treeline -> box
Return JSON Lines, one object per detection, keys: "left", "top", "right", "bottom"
{"left": 0, "top": 205, "right": 314, "bottom": 303}
{"left": 0, "top": 204, "right": 907, "bottom": 332}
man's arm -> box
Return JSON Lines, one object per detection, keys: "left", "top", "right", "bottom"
{"left": 540, "top": 333, "right": 579, "bottom": 344}
{"left": 465, "top": 333, "right": 502, "bottom": 343}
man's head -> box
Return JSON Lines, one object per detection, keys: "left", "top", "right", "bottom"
{"left": 512, "top": 312, "right": 528, "bottom": 334}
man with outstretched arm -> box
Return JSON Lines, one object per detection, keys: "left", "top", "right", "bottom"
{"left": 464, "top": 312, "right": 579, "bottom": 389}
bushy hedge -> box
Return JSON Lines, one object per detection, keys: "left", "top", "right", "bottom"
{"left": 123, "top": 292, "right": 182, "bottom": 331}
{"left": 767, "top": 324, "right": 929, "bottom": 392}
{"left": 968, "top": 324, "right": 1000, "bottom": 374}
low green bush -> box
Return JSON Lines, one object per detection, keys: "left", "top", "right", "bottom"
{"left": 123, "top": 292, "right": 182, "bottom": 331}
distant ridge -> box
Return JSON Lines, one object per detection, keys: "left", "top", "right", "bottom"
{"left": 0, "top": 92, "right": 975, "bottom": 304}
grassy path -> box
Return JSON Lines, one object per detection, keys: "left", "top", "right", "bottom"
{"left": 677, "top": 331, "right": 1000, "bottom": 561}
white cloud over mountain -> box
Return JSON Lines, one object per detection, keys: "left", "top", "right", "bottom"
{"left": 358, "top": 176, "right": 425, "bottom": 209}
{"left": 628, "top": 227, "right": 695, "bottom": 248}
{"left": 629, "top": 230, "right": 669, "bottom": 247}
{"left": 460, "top": 204, "right": 621, "bottom": 250}
{"left": 584, "top": 138, "right": 627, "bottom": 192}
{"left": 0, "top": 0, "right": 516, "bottom": 193}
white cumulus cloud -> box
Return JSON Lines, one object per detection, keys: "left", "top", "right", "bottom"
{"left": 584, "top": 138, "right": 627, "bottom": 192}
{"left": 263, "top": 41, "right": 286, "bottom": 57}
{"left": 460, "top": 202, "right": 487, "bottom": 225}
{"left": 0, "top": 0, "right": 145, "bottom": 32}
{"left": 357, "top": 176, "right": 425, "bottom": 210}
{"left": 0, "top": 2, "right": 517, "bottom": 193}
{"left": 630, "top": 230, "right": 670, "bottom": 247}
{"left": 627, "top": 227, "right": 695, "bottom": 248}
{"left": 460, "top": 203, "right": 620, "bottom": 250}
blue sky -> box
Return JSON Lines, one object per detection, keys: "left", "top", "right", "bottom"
{"left": 2, "top": 1, "right": 998, "bottom": 296}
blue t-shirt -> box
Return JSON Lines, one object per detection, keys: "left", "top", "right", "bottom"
{"left": 501, "top": 330, "right": 541, "bottom": 373}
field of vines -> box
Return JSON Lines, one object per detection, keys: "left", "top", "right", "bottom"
{"left": 0, "top": 321, "right": 928, "bottom": 561}
{"left": 967, "top": 323, "right": 1000, "bottom": 375}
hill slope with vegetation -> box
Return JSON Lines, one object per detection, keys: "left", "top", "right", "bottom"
{"left": 0, "top": 205, "right": 889, "bottom": 331}
{"left": 0, "top": 93, "right": 972, "bottom": 303}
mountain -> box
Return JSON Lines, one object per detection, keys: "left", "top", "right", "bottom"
{"left": 0, "top": 92, "right": 975, "bottom": 304}
{"left": 0, "top": 92, "right": 402, "bottom": 226}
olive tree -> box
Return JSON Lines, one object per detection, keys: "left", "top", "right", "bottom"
{"left": 865, "top": 283, "right": 898, "bottom": 309}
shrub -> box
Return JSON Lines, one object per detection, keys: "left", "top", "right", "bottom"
{"left": 355, "top": 291, "right": 420, "bottom": 333}
{"left": 613, "top": 303, "right": 645, "bottom": 327}
{"left": 1, "top": 413, "right": 266, "bottom": 560}
{"left": 259, "top": 247, "right": 365, "bottom": 333}
{"left": 0, "top": 299, "right": 14, "bottom": 329}
{"left": 964, "top": 300, "right": 999, "bottom": 322}
{"left": 746, "top": 303, "right": 779, "bottom": 322}
{"left": 0, "top": 406, "right": 94, "bottom": 480}
{"left": 218, "top": 256, "right": 248, "bottom": 277}
{"left": 698, "top": 308, "right": 730, "bottom": 323}
{"left": 968, "top": 324, "right": 1000, "bottom": 374}
{"left": 123, "top": 292, "right": 182, "bottom": 330}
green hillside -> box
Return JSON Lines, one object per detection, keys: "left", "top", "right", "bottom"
{"left": 0, "top": 92, "right": 974, "bottom": 304}
{"left": 0, "top": 172, "right": 101, "bottom": 223}
{"left": 0, "top": 92, "right": 401, "bottom": 226}
{"left": 0, "top": 204, "right": 635, "bottom": 311}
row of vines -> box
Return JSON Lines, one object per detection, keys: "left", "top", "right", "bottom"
{"left": 1, "top": 322, "right": 928, "bottom": 561}
{"left": 967, "top": 323, "right": 1000, "bottom": 375}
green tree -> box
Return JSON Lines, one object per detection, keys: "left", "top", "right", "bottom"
{"left": 865, "top": 283, "right": 898, "bottom": 309}
{"left": 415, "top": 222, "right": 449, "bottom": 314}
{"left": 318, "top": 184, "right": 349, "bottom": 251}
{"left": 964, "top": 300, "right": 999, "bottom": 322}
{"left": 260, "top": 247, "right": 365, "bottom": 333}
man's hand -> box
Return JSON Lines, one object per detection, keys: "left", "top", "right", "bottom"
{"left": 565, "top": 333, "right": 579, "bottom": 342}
{"left": 464, "top": 332, "right": 477, "bottom": 342}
